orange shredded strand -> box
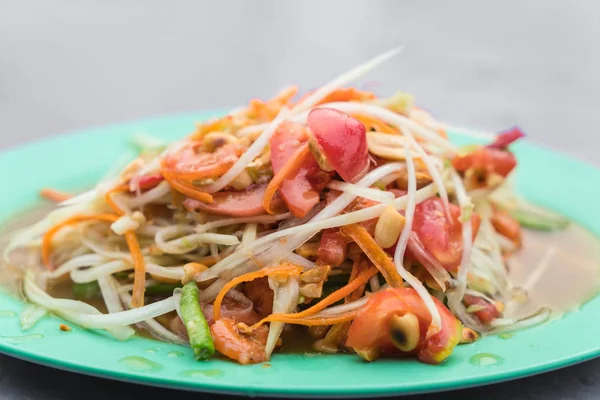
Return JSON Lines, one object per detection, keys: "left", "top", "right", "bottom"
{"left": 346, "top": 257, "right": 369, "bottom": 302}
{"left": 250, "top": 313, "right": 358, "bottom": 327}
{"left": 160, "top": 169, "right": 214, "bottom": 204}
{"left": 262, "top": 142, "right": 310, "bottom": 214}
{"left": 340, "top": 224, "right": 404, "bottom": 288}
{"left": 40, "top": 188, "right": 72, "bottom": 202}
{"left": 353, "top": 114, "right": 398, "bottom": 135}
{"left": 250, "top": 265, "right": 377, "bottom": 330}
{"left": 104, "top": 185, "right": 128, "bottom": 215}
{"left": 103, "top": 185, "right": 148, "bottom": 308}
{"left": 213, "top": 263, "right": 303, "bottom": 321}
{"left": 125, "top": 231, "right": 146, "bottom": 308}
{"left": 42, "top": 214, "right": 119, "bottom": 270}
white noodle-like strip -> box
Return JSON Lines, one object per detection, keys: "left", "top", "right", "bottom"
{"left": 195, "top": 213, "right": 291, "bottom": 233}
{"left": 292, "top": 46, "right": 404, "bottom": 113}
{"left": 326, "top": 180, "right": 394, "bottom": 204}
{"left": 393, "top": 145, "right": 442, "bottom": 337}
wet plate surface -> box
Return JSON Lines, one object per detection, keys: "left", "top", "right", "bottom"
{"left": 0, "top": 112, "right": 599, "bottom": 397}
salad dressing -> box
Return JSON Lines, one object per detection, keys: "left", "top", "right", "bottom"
{"left": 506, "top": 225, "right": 600, "bottom": 318}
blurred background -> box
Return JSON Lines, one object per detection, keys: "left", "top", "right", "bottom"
{"left": 0, "top": 1, "right": 599, "bottom": 399}
{"left": 1, "top": 1, "right": 598, "bottom": 163}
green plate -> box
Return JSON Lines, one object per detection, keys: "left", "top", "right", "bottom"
{"left": 0, "top": 112, "right": 599, "bottom": 397}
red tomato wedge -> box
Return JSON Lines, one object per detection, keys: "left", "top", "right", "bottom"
{"left": 452, "top": 147, "right": 517, "bottom": 178}
{"left": 183, "top": 184, "right": 283, "bottom": 217}
{"left": 270, "top": 121, "right": 332, "bottom": 218}
{"left": 490, "top": 209, "right": 522, "bottom": 247}
{"left": 487, "top": 126, "right": 525, "bottom": 150}
{"left": 130, "top": 173, "right": 164, "bottom": 192}
{"left": 307, "top": 108, "right": 369, "bottom": 183}
{"left": 463, "top": 294, "right": 501, "bottom": 324}
{"left": 317, "top": 229, "right": 348, "bottom": 267}
{"left": 411, "top": 198, "right": 481, "bottom": 271}
{"left": 346, "top": 288, "right": 462, "bottom": 364}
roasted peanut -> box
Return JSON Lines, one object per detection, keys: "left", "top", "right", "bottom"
{"left": 374, "top": 206, "right": 406, "bottom": 249}
{"left": 389, "top": 313, "right": 420, "bottom": 352}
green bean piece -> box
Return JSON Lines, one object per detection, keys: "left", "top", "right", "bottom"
{"left": 510, "top": 209, "right": 570, "bottom": 232}
{"left": 180, "top": 282, "right": 215, "bottom": 360}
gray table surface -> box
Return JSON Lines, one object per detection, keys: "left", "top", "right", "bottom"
{"left": 1, "top": 1, "right": 599, "bottom": 399}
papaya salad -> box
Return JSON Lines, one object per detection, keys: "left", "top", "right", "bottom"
{"left": 3, "top": 48, "right": 569, "bottom": 365}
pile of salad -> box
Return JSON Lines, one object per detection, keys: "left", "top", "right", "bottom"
{"left": 4, "top": 48, "right": 560, "bottom": 365}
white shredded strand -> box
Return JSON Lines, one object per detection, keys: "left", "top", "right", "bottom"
{"left": 285, "top": 252, "right": 316, "bottom": 270}
{"left": 43, "top": 254, "right": 107, "bottom": 279}
{"left": 195, "top": 212, "right": 290, "bottom": 233}
{"left": 292, "top": 46, "right": 404, "bottom": 113}
{"left": 98, "top": 276, "right": 125, "bottom": 314}
{"left": 24, "top": 272, "right": 135, "bottom": 340}
{"left": 449, "top": 170, "right": 474, "bottom": 303}
{"left": 241, "top": 223, "right": 258, "bottom": 247}
{"left": 126, "top": 181, "right": 171, "bottom": 209}
{"left": 266, "top": 277, "right": 300, "bottom": 358}
{"left": 393, "top": 145, "right": 442, "bottom": 337}
{"left": 369, "top": 275, "right": 381, "bottom": 292}
{"left": 119, "top": 290, "right": 187, "bottom": 345}
{"left": 19, "top": 304, "right": 48, "bottom": 331}
{"left": 326, "top": 180, "right": 394, "bottom": 205}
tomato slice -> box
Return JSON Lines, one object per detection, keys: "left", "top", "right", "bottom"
{"left": 130, "top": 173, "right": 164, "bottom": 192}
{"left": 183, "top": 184, "right": 284, "bottom": 217}
{"left": 487, "top": 126, "right": 525, "bottom": 150}
{"left": 463, "top": 294, "right": 501, "bottom": 324}
{"left": 452, "top": 147, "right": 517, "bottom": 178}
{"left": 270, "top": 121, "right": 332, "bottom": 218}
{"left": 346, "top": 288, "right": 462, "bottom": 364}
{"left": 317, "top": 229, "right": 348, "bottom": 267}
{"left": 307, "top": 108, "right": 369, "bottom": 183}
{"left": 411, "top": 198, "right": 481, "bottom": 271}
{"left": 162, "top": 141, "right": 244, "bottom": 181}
{"left": 491, "top": 209, "right": 522, "bottom": 247}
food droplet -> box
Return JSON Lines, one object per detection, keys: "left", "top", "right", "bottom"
{"left": 0, "top": 310, "right": 16, "bottom": 318}
{"left": 179, "top": 369, "right": 224, "bottom": 378}
{"left": 145, "top": 348, "right": 159, "bottom": 354}
{"left": 469, "top": 353, "right": 505, "bottom": 367}
{"left": 0, "top": 333, "right": 44, "bottom": 344}
{"left": 498, "top": 333, "right": 513, "bottom": 340}
{"left": 118, "top": 356, "right": 163, "bottom": 373}
{"left": 167, "top": 351, "right": 184, "bottom": 358}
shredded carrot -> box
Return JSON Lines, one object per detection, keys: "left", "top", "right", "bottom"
{"left": 213, "top": 263, "right": 303, "bottom": 321}
{"left": 161, "top": 169, "right": 214, "bottom": 204}
{"left": 353, "top": 114, "right": 398, "bottom": 135}
{"left": 104, "top": 184, "right": 128, "bottom": 215}
{"left": 346, "top": 257, "right": 369, "bottom": 302}
{"left": 250, "top": 265, "right": 377, "bottom": 330}
{"left": 40, "top": 188, "right": 72, "bottom": 202}
{"left": 190, "top": 115, "right": 236, "bottom": 140}
{"left": 42, "top": 214, "right": 119, "bottom": 270}
{"left": 125, "top": 231, "right": 146, "bottom": 308}
{"left": 262, "top": 142, "right": 310, "bottom": 214}
{"left": 248, "top": 85, "right": 298, "bottom": 121}
{"left": 103, "top": 184, "right": 148, "bottom": 308}
{"left": 315, "top": 87, "right": 376, "bottom": 106}
{"left": 340, "top": 224, "right": 403, "bottom": 288}
{"left": 248, "top": 313, "right": 358, "bottom": 327}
